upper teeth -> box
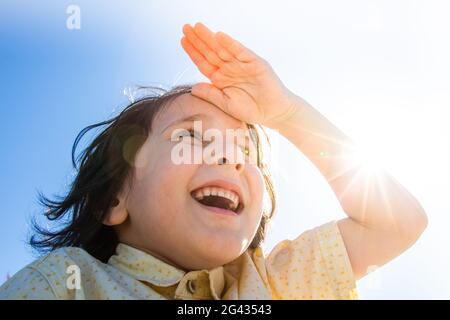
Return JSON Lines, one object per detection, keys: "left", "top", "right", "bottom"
{"left": 193, "top": 187, "right": 240, "bottom": 210}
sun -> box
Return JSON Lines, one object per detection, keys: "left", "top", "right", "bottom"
{"left": 352, "top": 145, "right": 387, "bottom": 176}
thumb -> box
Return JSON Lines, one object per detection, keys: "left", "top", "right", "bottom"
{"left": 191, "top": 82, "right": 228, "bottom": 111}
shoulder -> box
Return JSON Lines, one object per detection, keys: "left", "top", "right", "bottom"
{"left": 0, "top": 264, "right": 55, "bottom": 299}
{"left": 267, "top": 221, "right": 345, "bottom": 264}
{"left": 0, "top": 247, "right": 102, "bottom": 299}
{"left": 265, "top": 221, "right": 358, "bottom": 299}
{"left": 31, "top": 247, "right": 99, "bottom": 271}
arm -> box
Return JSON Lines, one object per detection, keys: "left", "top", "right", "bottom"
{"left": 181, "top": 22, "right": 428, "bottom": 280}
{"left": 276, "top": 95, "right": 428, "bottom": 280}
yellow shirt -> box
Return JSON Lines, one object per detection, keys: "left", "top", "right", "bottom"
{"left": 0, "top": 220, "right": 358, "bottom": 300}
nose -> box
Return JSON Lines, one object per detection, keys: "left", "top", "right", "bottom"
{"left": 217, "top": 156, "right": 244, "bottom": 172}
{"left": 202, "top": 138, "right": 246, "bottom": 172}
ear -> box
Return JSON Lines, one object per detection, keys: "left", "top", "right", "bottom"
{"left": 103, "top": 197, "right": 129, "bottom": 226}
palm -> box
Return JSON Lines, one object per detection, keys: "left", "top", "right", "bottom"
{"left": 181, "top": 23, "right": 294, "bottom": 127}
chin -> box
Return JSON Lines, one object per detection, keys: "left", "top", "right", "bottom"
{"left": 192, "top": 234, "right": 251, "bottom": 269}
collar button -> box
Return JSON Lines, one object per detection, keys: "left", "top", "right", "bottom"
{"left": 187, "top": 279, "right": 197, "bottom": 294}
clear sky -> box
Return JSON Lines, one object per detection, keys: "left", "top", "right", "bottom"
{"left": 1, "top": 0, "right": 449, "bottom": 299}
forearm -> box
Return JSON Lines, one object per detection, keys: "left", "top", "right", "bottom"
{"left": 275, "top": 94, "right": 427, "bottom": 232}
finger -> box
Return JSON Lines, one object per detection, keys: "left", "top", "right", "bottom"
{"left": 216, "top": 31, "right": 259, "bottom": 62}
{"left": 193, "top": 22, "right": 234, "bottom": 62}
{"left": 191, "top": 82, "right": 228, "bottom": 112}
{"left": 182, "top": 24, "right": 223, "bottom": 67}
{"left": 180, "top": 37, "right": 217, "bottom": 78}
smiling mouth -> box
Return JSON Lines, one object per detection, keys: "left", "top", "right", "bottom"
{"left": 190, "top": 189, "right": 244, "bottom": 215}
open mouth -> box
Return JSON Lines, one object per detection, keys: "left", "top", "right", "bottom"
{"left": 190, "top": 186, "right": 244, "bottom": 215}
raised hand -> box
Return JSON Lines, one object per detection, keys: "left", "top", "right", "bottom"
{"left": 181, "top": 22, "right": 298, "bottom": 129}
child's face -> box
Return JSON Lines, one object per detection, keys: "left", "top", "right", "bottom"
{"left": 114, "top": 93, "right": 265, "bottom": 270}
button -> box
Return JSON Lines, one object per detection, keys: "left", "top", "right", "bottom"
{"left": 187, "top": 279, "right": 197, "bottom": 294}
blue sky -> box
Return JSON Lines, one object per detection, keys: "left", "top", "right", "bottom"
{"left": 1, "top": 0, "right": 449, "bottom": 299}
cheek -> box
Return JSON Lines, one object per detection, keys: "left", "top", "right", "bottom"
{"left": 128, "top": 145, "right": 194, "bottom": 229}
{"left": 245, "top": 165, "right": 265, "bottom": 224}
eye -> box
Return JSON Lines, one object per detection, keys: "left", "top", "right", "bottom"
{"left": 240, "top": 141, "right": 260, "bottom": 165}
{"left": 176, "top": 128, "right": 204, "bottom": 144}
{"left": 188, "top": 128, "right": 203, "bottom": 141}
{"left": 239, "top": 145, "right": 253, "bottom": 161}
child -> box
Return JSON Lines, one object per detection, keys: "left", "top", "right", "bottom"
{"left": 0, "top": 23, "right": 427, "bottom": 300}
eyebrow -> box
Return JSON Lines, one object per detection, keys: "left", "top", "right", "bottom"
{"left": 160, "top": 114, "right": 205, "bottom": 134}
{"left": 160, "top": 112, "right": 254, "bottom": 147}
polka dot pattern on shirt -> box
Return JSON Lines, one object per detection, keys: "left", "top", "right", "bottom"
{"left": 0, "top": 220, "right": 358, "bottom": 300}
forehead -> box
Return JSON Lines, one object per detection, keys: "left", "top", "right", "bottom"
{"left": 154, "top": 93, "right": 248, "bottom": 132}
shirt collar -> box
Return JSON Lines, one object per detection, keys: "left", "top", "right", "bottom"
{"left": 108, "top": 243, "right": 186, "bottom": 287}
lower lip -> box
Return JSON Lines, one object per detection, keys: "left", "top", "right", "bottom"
{"left": 194, "top": 201, "right": 239, "bottom": 216}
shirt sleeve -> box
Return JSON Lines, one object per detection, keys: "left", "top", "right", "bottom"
{"left": 0, "top": 266, "right": 57, "bottom": 300}
{"left": 265, "top": 220, "right": 358, "bottom": 300}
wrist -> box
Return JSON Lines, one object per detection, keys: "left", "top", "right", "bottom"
{"left": 266, "top": 93, "right": 309, "bottom": 132}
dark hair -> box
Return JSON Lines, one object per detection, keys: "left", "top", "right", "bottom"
{"left": 30, "top": 85, "right": 277, "bottom": 263}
